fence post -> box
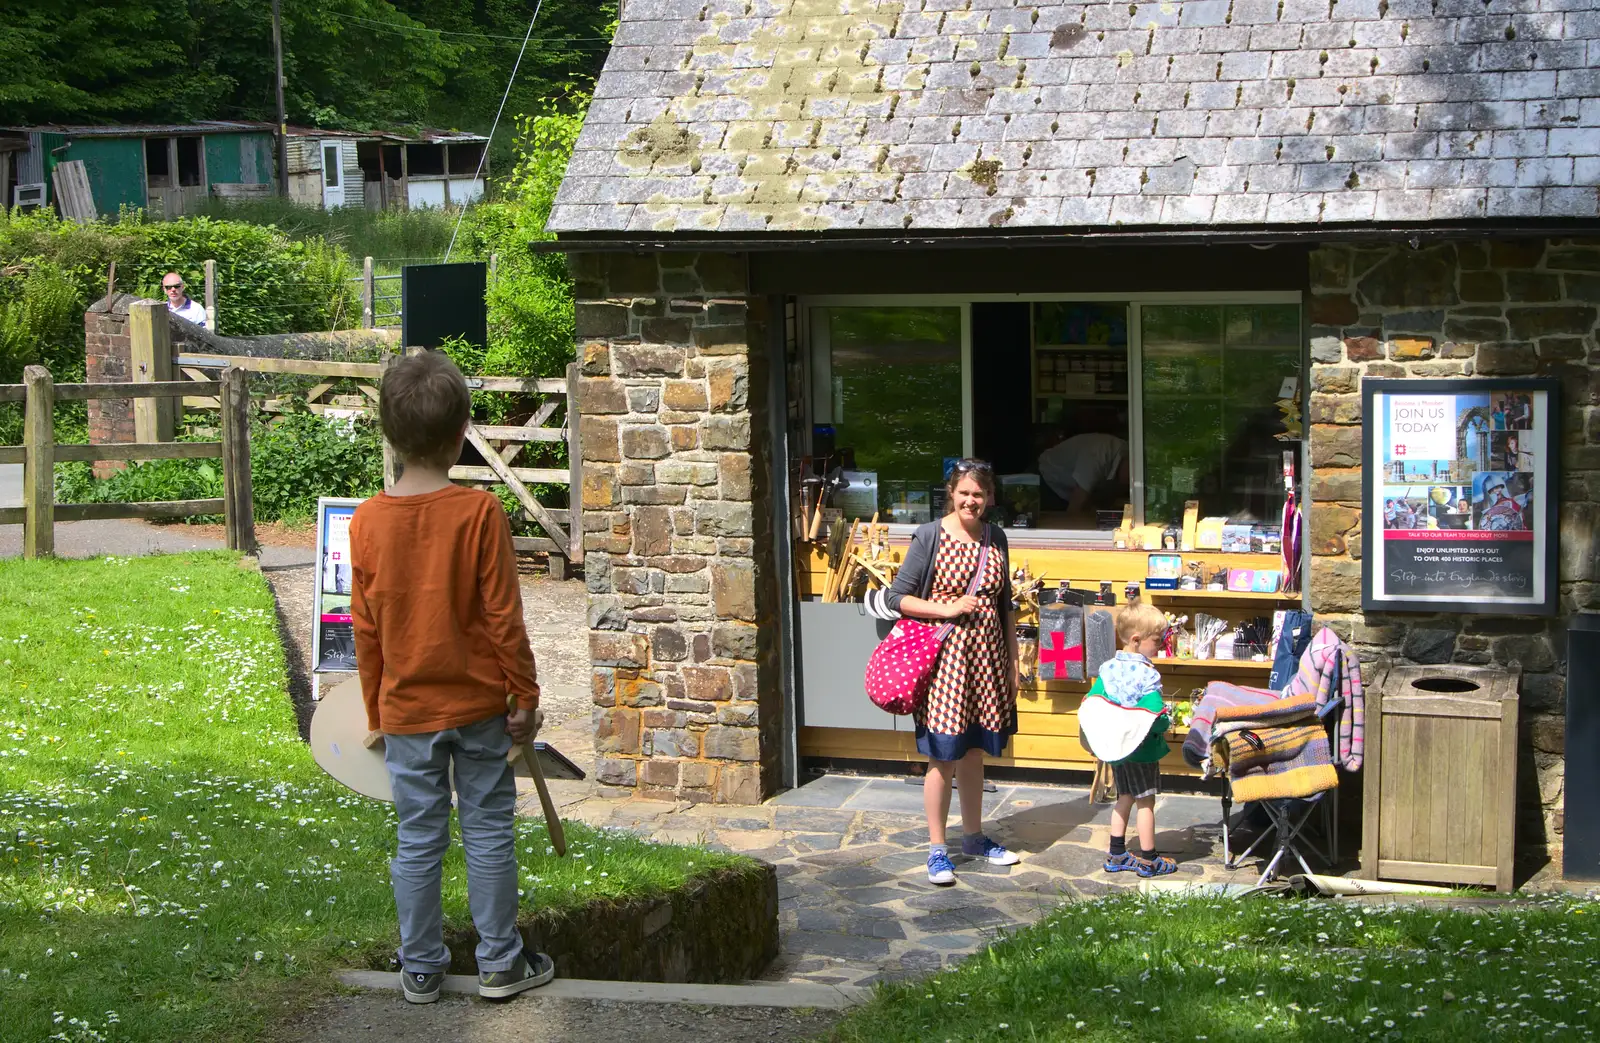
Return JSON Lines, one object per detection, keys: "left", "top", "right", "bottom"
{"left": 566, "top": 361, "right": 584, "bottom": 568}
{"left": 22, "top": 366, "right": 55, "bottom": 560}
{"left": 489, "top": 252, "right": 499, "bottom": 286}
{"left": 379, "top": 350, "right": 398, "bottom": 489}
{"left": 128, "top": 300, "right": 174, "bottom": 443}
{"left": 204, "top": 258, "right": 217, "bottom": 331}
{"left": 362, "top": 256, "right": 375, "bottom": 328}
{"left": 221, "top": 367, "right": 258, "bottom": 555}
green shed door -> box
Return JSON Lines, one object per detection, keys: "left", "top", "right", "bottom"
{"left": 62, "top": 137, "right": 147, "bottom": 215}
{"left": 204, "top": 133, "right": 276, "bottom": 185}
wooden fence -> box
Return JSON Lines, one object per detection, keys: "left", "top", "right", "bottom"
{"left": 173, "top": 352, "right": 584, "bottom": 577}
{"left": 0, "top": 365, "right": 256, "bottom": 559}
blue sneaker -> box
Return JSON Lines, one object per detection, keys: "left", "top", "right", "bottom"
{"left": 961, "top": 834, "right": 1022, "bottom": 866}
{"left": 927, "top": 849, "right": 957, "bottom": 885}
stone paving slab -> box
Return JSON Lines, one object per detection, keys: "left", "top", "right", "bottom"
{"left": 544, "top": 771, "right": 1280, "bottom": 989}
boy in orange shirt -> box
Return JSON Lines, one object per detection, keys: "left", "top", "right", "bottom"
{"left": 350, "top": 350, "right": 553, "bottom": 1004}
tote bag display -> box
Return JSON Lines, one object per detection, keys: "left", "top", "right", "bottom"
{"left": 864, "top": 530, "right": 991, "bottom": 715}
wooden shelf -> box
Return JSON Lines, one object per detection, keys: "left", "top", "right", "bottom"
{"left": 1036, "top": 343, "right": 1126, "bottom": 351}
{"left": 1144, "top": 589, "right": 1302, "bottom": 602}
{"left": 1035, "top": 393, "right": 1128, "bottom": 401}
{"left": 1152, "top": 658, "right": 1272, "bottom": 672}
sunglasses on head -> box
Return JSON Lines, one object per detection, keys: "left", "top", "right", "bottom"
{"left": 950, "top": 459, "right": 992, "bottom": 475}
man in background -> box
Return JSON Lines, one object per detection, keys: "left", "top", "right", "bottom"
{"left": 1038, "top": 433, "right": 1129, "bottom": 516}
{"left": 162, "top": 272, "right": 207, "bottom": 328}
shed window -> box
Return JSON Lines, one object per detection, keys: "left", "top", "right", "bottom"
{"left": 177, "top": 137, "right": 202, "bottom": 187}
{"left": 447, "top": 142, "right": 485, "bottom": 176}
{"left": 323, "top": 144, "right": 340, "bottom": 188}
{"left": 405, "top": 144, "right": 445, "bottom": 177}
{"left": 145, "top": 138, "right": 171, "bottom": 184}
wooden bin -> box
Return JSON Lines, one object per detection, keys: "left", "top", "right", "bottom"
{"left": 1361, "top": 663, "right": 1522, "bottom": 892}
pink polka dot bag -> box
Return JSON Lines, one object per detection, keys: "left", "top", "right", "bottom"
{"left": 864, "top": 532, "right": 991, "bottom": 715}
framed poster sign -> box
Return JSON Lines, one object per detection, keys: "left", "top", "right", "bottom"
{"left": 1362, "top": 378, "right": 1558, "bottom": 615}
{"left": 312, "top": 497, "right": 363, "bottom": 672}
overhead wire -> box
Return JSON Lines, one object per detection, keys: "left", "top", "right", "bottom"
{"left": 445, "top": 0, "right": 546, "bottom": 262}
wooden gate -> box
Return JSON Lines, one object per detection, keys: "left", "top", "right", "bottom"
{"left": 175, "top": 352, "right": 583, "bottom": 576}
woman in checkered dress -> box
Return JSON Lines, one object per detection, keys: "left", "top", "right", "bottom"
{"left": 885, "top": 459, "right": 1021, "bottom": 885}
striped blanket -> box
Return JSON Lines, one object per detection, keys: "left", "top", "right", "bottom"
{"left": 1284, "top": 628, "right": 1365, "bottom": 771}
{"left": 1181, "top": 682, "right": 1280, "bottom": 768}
{"left": 1213, "top": 692, "right": 1338, "bottom": 802}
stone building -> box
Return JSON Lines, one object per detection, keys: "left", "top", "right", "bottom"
{"left": 546, "top": 0, "right": 1600, "bottom": 866}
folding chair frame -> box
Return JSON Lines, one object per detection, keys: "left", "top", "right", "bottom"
{"left": 1216, "top": 696, "right": 1345, "bottom": 885}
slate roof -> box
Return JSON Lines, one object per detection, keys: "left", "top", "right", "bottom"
{"left": 548, "top": 0, "right": 1600, "bottom": 237}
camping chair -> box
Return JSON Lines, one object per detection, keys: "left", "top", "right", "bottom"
{"left": 1211, "top": 695, "right": 1344, "bottom": 885}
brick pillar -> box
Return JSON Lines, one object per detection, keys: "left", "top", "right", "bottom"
{"left": 1306, "top": 237, "right": 1600, "bottom": 862}
{"left": 576, "top": 251, "right": 779, "bottom": 803}
{"left": 83, "top": 293, "right": 141, "bottom": 476}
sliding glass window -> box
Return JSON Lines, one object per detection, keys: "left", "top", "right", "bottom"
{"left": 1140, "top": 303, "right": 1301, "bottom": 526}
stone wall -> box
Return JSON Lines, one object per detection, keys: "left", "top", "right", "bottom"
{"left": 1306, "top": 237, "right": 1600, "bottom": 858}
{"left": 84, "top": 294, "right": 141, "bottom": 475}
{"left": 573, "top": 251, "right": 783, "bottom": 804}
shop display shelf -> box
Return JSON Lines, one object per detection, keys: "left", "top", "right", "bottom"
{"left": 1036, "top": 342, "right": 1127, "bottom": 351}
{"left": 1035, "top": 392, "right": 1129, "bottom": 401}
{"left": 1143, "top": 590, "right": 1303, "bottom": 603}
{"left": 1152, "top": 658, "right": 1273, "bottom": 672}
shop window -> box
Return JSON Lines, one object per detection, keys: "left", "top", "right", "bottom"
{"left": 812, "top": 306, "right": 963, "bottom": 521}
{"left": 145, "top": 138, "right": 171, "bottom": 185}
{"left": 177, "top": 137, "right": 202, "bottom": 187}
{"left": 1140, "top": 303, "right": 1301, "bottom": 526}
{"left": 1027, "top": 302, "right": 1132, "bottom": 526}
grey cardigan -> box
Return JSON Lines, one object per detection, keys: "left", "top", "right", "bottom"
{"left": 884, "top": 520, "right": 1014, "bottom": 631}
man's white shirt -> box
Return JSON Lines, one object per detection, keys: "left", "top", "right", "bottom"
{"left": 167, "top": 296, "right": 208, "bottom": 328}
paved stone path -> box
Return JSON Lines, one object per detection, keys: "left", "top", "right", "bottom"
{"left": 0, "top": 463, "right": 19, "bottom": 509}
{"left": 536, "top": 772, "right": 1264, "bottom": 989}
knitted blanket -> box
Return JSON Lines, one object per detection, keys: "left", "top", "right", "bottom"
{"left": 1181, "top": 681, "right": 1280, "bottom": 768}
{"left": 1283, "top": 628, "right": 1366, "bottom": 771}
{"left": 1213, "top": 692, "right": 1338, "bottom": 802}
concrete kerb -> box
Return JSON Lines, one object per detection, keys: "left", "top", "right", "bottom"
{"left": 335, "top": 971, "right": 871, "bottom": 1009}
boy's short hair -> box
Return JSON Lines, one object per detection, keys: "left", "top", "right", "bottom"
{"left": 1115, "top": 600, "right": 1169, "bottom": 647}
{"left": 379, "top": 350, "right": 471, "bottom": 465}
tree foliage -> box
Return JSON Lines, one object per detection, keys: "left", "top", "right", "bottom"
{"left": 0, "top": 0, "right": 615, "bottom": 134}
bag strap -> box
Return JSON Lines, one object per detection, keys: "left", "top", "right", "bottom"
{"left": 934, "top": 525, "right": 993, "bottom": 641}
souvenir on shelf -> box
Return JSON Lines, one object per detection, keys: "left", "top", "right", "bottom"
{"left": 1146, "top": 553, "right": 1183, "bottom": 589}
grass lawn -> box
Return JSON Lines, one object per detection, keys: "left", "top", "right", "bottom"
{"left": 829, "top": 890, "right": 1600, "bottom": 1042}
{"left": 0, "top": 553, "right": 744, "bottom": 1043}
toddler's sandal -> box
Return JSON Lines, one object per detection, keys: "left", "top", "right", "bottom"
{"left": 1136, "top": 855, "right": 1178, "bottom": 878}
{"left": 1103, "top": 852, "right": 1141, "bottom": 874}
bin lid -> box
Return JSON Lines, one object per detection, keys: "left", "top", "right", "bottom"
{"left": 1383, "top": 663, "right": 1520, "bottom": 704}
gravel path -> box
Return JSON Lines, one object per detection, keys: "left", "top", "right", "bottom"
{"left": 276, "top": 995, "right": 840, "bottom": 1043}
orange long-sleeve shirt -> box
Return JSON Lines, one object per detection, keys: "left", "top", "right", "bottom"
{"left": 349, "top": 485, "right": 539, "bottom": 734}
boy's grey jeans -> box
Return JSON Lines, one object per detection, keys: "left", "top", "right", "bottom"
{"left": 383, "top": 715, "right": 524, "bottom": 974}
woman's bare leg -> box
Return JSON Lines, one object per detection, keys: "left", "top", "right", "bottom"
{"left": 923, "top": 758, "right": 956, "bottom": 845}
{"left": 954, "top": 747, "right": 987, "bottom": 838}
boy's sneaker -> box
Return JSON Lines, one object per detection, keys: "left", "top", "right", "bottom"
{"left": 927, "top": 849, "right": 957, "bottom": 885}
{"left": 961, "top": 834, "right": 1022, "bottom": 866}
{"left": 478, "top": 951, "right": 555, "bottom": 1000}
{"left": 401, "top": 970, "right": 443, "bottom": 1004}
{"left": 1103, "top": 851, "right": 1141, "bottom": 874}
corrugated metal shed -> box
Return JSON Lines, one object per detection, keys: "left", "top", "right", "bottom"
{"left": 549, "top": 0, "right": 1600, "bottom": 236}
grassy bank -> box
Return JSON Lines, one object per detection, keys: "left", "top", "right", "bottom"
{"left": 0, "top": 554, "right": 741, "bottom": 1042}
{"left": 829, "top": 890, "right": 1600, "bottom": 1042}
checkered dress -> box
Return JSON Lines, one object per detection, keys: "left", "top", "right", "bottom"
{"left": 915, "top": 530, "right": 1015, "bottom": 756}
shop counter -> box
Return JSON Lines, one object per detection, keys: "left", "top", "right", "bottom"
{"left": 794, "top": 535, "right": 1301, "bottom": 778}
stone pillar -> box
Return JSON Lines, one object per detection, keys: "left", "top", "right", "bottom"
{"left": 575, "top": 251, "right": 780, "bottom": 803}
{"left": 1305, "top": 237, "right": 1600, "bottom": 860}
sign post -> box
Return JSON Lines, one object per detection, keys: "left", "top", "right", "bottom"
{"left": 1361, "top": 378, "right": 1558, "bottom": 616}
{"left": 311, "top": 497, "right": 363, "bottom": 701}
